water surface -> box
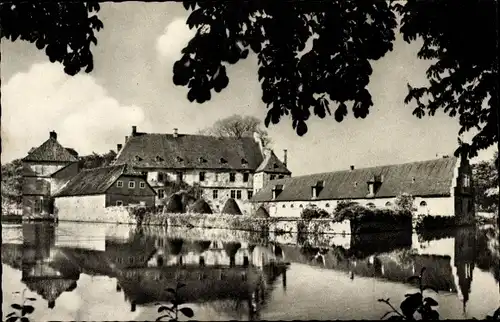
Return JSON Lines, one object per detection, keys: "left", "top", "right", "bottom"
{"left": 2, "top": 222, "right": 499, "bottom": 321}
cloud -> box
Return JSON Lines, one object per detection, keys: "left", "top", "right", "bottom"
{"left": 155, "top": 17, "right": 196, "bottom": 61}
{"left": 1, "top": 62, "right": 151, "bottom": 163}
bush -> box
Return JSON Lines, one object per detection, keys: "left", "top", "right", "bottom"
{"left": 415, "top": 215, "right": 456, "bottom": 232}
{"left": 334, "top": 200, "right": 360, "bottom": 214}
{"left": 394, "top": 193, "right": 417, "bottom": 212}
{"left": 300, "top": 204, "right": 330, "bottom": 220}
{"left": 333, "top": 204, "right": 412, "bottom": 233}
{"left": 221, "top": 198, "right": 242, "bottom": 215}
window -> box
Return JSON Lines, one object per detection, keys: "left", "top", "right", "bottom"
{"left": 230, "top": 190, "right": 236, "bottom": 199}
{"left": 158, "top": 189, "right": 165, "bottom": 199}
{"left": 220, "top": 157, "right": 228, "bottom": 164}
{"left": 241, "top": 158, "right": 248, "bottom": 165}
{"left": 157, "top": 173, "right": 164, "bottom": 182}
{"left": 463, "top": 174, "right": 470, "bottom": 187}
{"left": 290, "top": 204, "right": 294, "bottom": 208}
{"left": 278, "top": 175, "right": 285, "bottom": 179}
{"left": 156, "top": 156, "right": 164, "bottom": 162}
{"left": 34, "top": 199, "right": 42, "bottom": 213}
{"left": 243, "top": 173, "right": 249, "bottom": 182}
{"left": 325, "top": 203, "right": 330, "bottom": 208}
{"left": 199, "top": 172, "right": 206, "bottom": 182}
{"left": 213, "top": 190, "right": 218, "bottom": 199}
{"left": 368, "top": 183, "right": 375, "bottom": 195}
{"left": 177, "top": 172, "right": 183, "bottom": 182}
{"left": 135, "top": 155, "right": 143, "bottom": 161}
{"left": 236, "top": 190, "right": 242, "bottom": 200}
{"left": 385, "top": 201, "right": 392, "bottom": 207}
{"left": 229, "top": 173, "right": 236, "bottom": 182}
{"left": 117, "top": 180, "right": 123, "bottom": 188}
{"left": 282, "top": 204, "right": 286, "bottom": 208}
{"left": 270, "top": 174, "right": 276, "bottom": 180}
{"left": 129, "top": 181, "right": 136, "bottom": 189}
{"left": 366, "top": 202, "right": 376, "bottom": 209}
{"left": 412, "top": 176, "right": 416, "bottom": 183}
{"left": 247, "top": 190, "right": 253, "bottom": 199}
{"left": 214, "top": 173, "right": 219, "bottom": 182}
{"left": 299, "top": 204, "right": 303, "bottom": 208}
{"left": 420, "top": 201, "right": 427, "bottom": 207}
{"left": 116, "top": 200, "right": 124, "bottom": 206}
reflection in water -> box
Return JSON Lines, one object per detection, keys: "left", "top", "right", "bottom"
{"left": 1, "top": 222, "right": 499, "bottom": 320}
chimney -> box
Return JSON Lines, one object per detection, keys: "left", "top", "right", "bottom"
{"left": 132, "top": 126, "right": 137, "bottom": 136}
{"left": 117, "top": 144, "right": 122, "bottom": 152}
{"left": 49, "top": 131, "right": 57, "bottom": 140}
{"left": 350, "top": 165, "right": 355, "bottom": 171}
{"left": 173, "top": 128, "right": 178, "bottom": 138}
{"left": 283, "top": 149, "right": 288, "bottom": 167}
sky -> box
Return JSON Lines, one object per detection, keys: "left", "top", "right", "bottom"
{"left": 1, "top": 2, "right": 497, "bottom": 175}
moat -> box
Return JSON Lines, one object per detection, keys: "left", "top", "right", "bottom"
{"left": 2, "top": 222, "right": 499, "bottom": 321}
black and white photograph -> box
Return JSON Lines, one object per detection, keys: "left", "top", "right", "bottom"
{"left": 1, "top": 1, "right": 499, "bottom": 320}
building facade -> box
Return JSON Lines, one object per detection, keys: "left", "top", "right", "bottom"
{"left": 21, "top": 131, "right": 79, "bottom": 219}
{"left": 112, "top": 126, "right": 291, "bottom": 214}
{"left": 251, "top": 154, "right": 474, "bottom": 221}
{"left": 53, "top": 164, "right": 156, "bottom": 221}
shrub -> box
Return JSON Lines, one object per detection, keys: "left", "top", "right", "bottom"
{"left": 221, "top": 198, "right": 242, "bottom": 215}
{"left": 394, "top": 193, "right": 417, "bottom": 212}
{"left": 165, "top": 194, "right": 184, "bottom": 213}
{"left": 255, "top": 206, "right": 270, "bottom": 218}
{"left": 189, "top": 199, "right": 213, "bottom": 214}
{"left": 300, "top": 204, "right": 330, "bottom": 220}
{"left": 415, "top": 215, "right": 456, "bottom": 232}
{"left": 333, "top": 204, "right": 412, "bottom": 233}
{"left": 334, "top": 199, "right": 360, "bottom": 213}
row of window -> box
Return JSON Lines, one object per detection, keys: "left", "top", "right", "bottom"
{"left": 269, "top": 174, "right": 286, "bottom": 180}
{"left": 115, "top": 200, "right": 147, "bottom": 206}
{"left": 279, "top": 200, "right": 429, "bottom": 209}
{"left": 117, "top": 180, "right": 146, "bottom": 189}
{"left": 156, "top": 188, "right": 253, "bottom": 200}
{"left": 156, "top": 172, "right": 251, "bottom": 183}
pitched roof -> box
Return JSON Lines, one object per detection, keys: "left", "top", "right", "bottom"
{"left": 252, "top": 157, "right": 459, "bottom": 202}
{"left": 23, "top": 138, "right": 78, "bottom": 162}
{"left": 53, "top": 164, "right": 127, "bottom": 197}
{"left": 113, "top": 133, "right": 263, "bottom": 170}
{"left": 256, "top": 150, "right": 291, "bottom": 174}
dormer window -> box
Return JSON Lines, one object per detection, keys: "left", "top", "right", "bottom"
{"left": 273, "top": 163, "right": 279, "bottom": 169}
{"left": 412, "top": 176, "right": 416, "bottom": 183}
{"left": 220, "top": 157, "right": 228, "bottom": 164}
{"left": 367, "top": 182, "right": 375, "bottom": 196}
{"left": 176, "top": 156, "right": 184, "bottom": 162}
{"left": 155, "top": 155, "right": 164, "bottom": 162}
{"left": 241, "top": 158, "right": 248, "bottom": 165}
{"left": 198, "top": 157, "right": 207, "bottom": 163}
{"left": 312, "top": 181, "right": 324, "bottom": 199}
{"left": 272, "top": 184, "right": 284, "bottom": 200}
{"left": 135, "top": 155, "right": 143, "bottom": 162}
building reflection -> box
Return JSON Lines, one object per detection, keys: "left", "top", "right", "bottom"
{"left": 3, "top": 222, "right": 500, "bottom": 319}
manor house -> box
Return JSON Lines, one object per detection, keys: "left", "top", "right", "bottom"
{"left": 112, "top": 126, "right": 291, "bottom": 214}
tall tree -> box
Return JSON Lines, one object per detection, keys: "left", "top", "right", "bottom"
{"left": 1, "top": 159, "right": 23, "bottom": 210}
{"left": 200, "top": 114, "right": 272, "bottom": 147}
{"left": 472, "top": 152, "right": 499, "bottom": 212}
{"left": 78, "top": 150, "right": 117, "bottom": 169}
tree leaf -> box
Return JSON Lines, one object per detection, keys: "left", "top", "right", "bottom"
{"left": 6, "top": 316, "right": 18, "bottom": 322}
{"left": 155, "top": 314, "right": 171, "bottom": 321}
{"left": 21, "top": 305, "right": 34, "bottom": 315}
{"left": 11, "top": 304, "right": 22, "bottom": 310}
{"left": 25, "top": 298, "right": 37, "bottom": 301}
{"left": 180, "top": 307, "right": 194, "bottom": 318}
{"left": 400, "top": 293, "right": 423, "bottom": 319}
{"left": 424, "top": 297, "right": 438, "bottom": 306}
{"left": 158, "top": 306, "right": 173, "bottom": 313}
{"left": 20, "top": 318, "right": 30, "bottom": 322}
{"left": 7, "top": 312, "right": 17, "bottom": 317}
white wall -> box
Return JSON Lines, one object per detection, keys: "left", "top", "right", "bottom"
{"left": 266, "top": 196, "right": 455, "bottom": 218}
{"left": 55, "top": 195, "right": 107, "bottom": 222}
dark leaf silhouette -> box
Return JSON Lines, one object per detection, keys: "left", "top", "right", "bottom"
{"left": 1, "top": 2, "right": 103, "bottom": 75}
{"left": 11, "top": 304, "right": 22, "bottom": 310}
{"left": 21, "top": 305, "right": 34, "bottom": 316}
{"left": 175, "top": 1, "right": 397, "bottom": 137}
{"left": 424, "top": 297, "right": 438, "bottom": 307}
{"left": 6, "top": 317, "right": 18, "bottom": 322}
{"left": 180, "top": 307, "right": 194, "bottom": 318}
{"left": 156, "top": 314, "right": 171, "bottom": 321}
{"left": 158, "top": 306, "right": 173, "bottom": 313}
{"left": 400, "top": 293, "right": 422, "bottom": 319}
{"left": 25, "top": 298, "right": 36, "bottom": 301}
{"left": 20, "top": 318, "right": 30, "bottom": 322}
